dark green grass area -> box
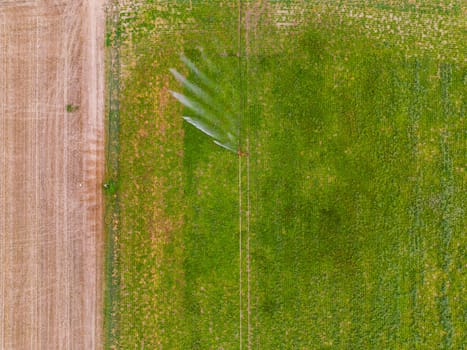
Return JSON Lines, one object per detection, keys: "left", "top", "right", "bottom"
{"left": 105, "top": 2, "right": 466, "bottom": 349}
{"left": 247, "top": 30, "right": 465, "bottom": 348}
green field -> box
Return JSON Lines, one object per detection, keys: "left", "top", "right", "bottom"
{"left": 104, "top": 1, "right": 465, "bottom": 349}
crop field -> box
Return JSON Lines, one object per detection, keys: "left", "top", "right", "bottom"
{"left": 0, "top": 0, "right": 105, "bottom": 348}
{"left": 105, "top": 1, "right": 465, "bottom": 349}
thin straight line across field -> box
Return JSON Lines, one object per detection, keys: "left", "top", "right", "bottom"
{"left": 238, "top": 153, "right": 243, "bottom": 350}
{"left": 246, "top": 137, "right": 251, "bottom": 350}
{"left": 34, "top": 14, "right": 39, "bottom": 348}
{"left": 244, "top": 4, "right": 251, "bottom": 348}
{"left": 0, "top": 16, "right": 6, "bottom": 350}
{"left": 62, "top": 8, "right": 71, "bottom": 349}
{"left": 237, "top": 2, "right": 243, "bottom": 350}
{"left": 238, "top": 1, "right": 253, "bottom": 349}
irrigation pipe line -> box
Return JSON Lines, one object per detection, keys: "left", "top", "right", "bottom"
{"left": 237, "top": 1, "right": 243, "bottom": 349}
{"left": 246, "top": 136, "right": 251, "bottom": 350}
{"left": 238, "top": 153, "right": 243, "bottom": 350}
{"left": 238, "top": 2, "right": 254, "bottom": 349}
{"left": 239, "top": 1, "right": 253, "bottom": 349}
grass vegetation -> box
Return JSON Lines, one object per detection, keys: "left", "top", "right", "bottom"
{"left": 105, "top": 1, "right": 465, "bottom": 349}
{"left": 65, "top": 104, "right": 79, "bottom": 112}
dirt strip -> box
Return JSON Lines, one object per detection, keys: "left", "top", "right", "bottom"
{"left": 0, "top": 0, "right": 105, "bottom": 348}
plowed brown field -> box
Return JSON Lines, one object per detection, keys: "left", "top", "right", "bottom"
{"left": 0, "top": 0, "right": 104, "bottom": 348}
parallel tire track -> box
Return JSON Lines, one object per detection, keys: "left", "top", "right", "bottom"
{"left": 0, "top": 1, "right": 104, "bottom": 348}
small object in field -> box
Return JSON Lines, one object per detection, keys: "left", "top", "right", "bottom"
{"left": 237, "top": 147, "right": 249, "bottom": 157}
{"left": 103, "top": 180, "right": 117, "bottom": 194}
{"left": 66, "top": 104, "right": 79, "bottom": 113}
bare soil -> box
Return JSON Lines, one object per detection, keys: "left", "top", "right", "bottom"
{"left": 0, "top": 0, "right": 105, "bottom": 348}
